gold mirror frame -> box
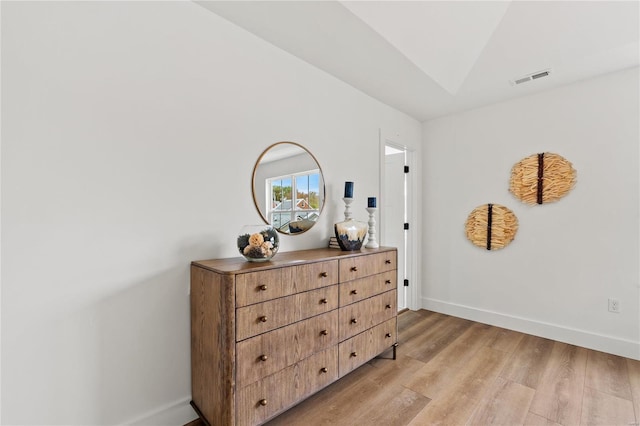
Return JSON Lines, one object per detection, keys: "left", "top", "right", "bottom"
{"left": 251, "top": 142, "right": 326, "bottom": 235}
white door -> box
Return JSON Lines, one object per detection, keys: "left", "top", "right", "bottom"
{"left": 382, "top": 140, "right": 413, "bottom": 311}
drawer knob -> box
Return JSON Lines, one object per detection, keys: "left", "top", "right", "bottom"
{"left": 259, "top": 316, "right": 268, "bottom": 323}
{"left": 385, "top": 333, "right": 392, "bottom": 338}
{"left": 385, "top": 280, "right": 391, "bottom": 284}
{"left": 351, "top": 352, "right": 358, "bottom": 357}
{"left": 320, "top": 298, "right": 328, "bottom": 304}
{"left": 350, "top": 289, "right": 358, "bottom": 295}
{"left": 385, "top": 259, "right": 392, "bottom": 264}
{"left": 258, "top": 284, "right": 268, "bottom": 291}
{"left": 259, "top": 354, "right": 268, "bottom": 362}
{"left": 386, "top": 304, "right": 392, "bottom": 309}
{"left": 320, "top": 329, "right": 329, "bottom": 336}
{"left": 351, "top": 266, "right": 358, "bottom": 272}
{"left": 259, "top": 399, "right": 268, "bottom": 406}
{"left": 320, "top": 271, "right": 328, "bottom": 278}
{"left": 351, "top": 318, "right": 358, "bottom": 324}
{"left": 320, "top": 367, "right": 328, "bottom": 373}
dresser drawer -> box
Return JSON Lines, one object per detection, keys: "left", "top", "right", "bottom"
{"left": 339, "top": 251, "right": 397, "bottom": 281}
{"left": 236, "top": 310, "right": 339, "bottom": 388}
{"left": 236, "top": 268, "right": 286, "bottom": 307}
{"left": 339, "top": 270, "right": 396, "bottom": 307}
{"left": 236, "top": 285, "right": 339, "bottom": 341}
{"left": 338, "top": 317, "right": 397, "bottom": 377}
{"left": 236, "top": 347, "right": 338, "bottom": 426}
{"left": 338, "top": 289, "right": 397, "bottom": 342}
{"left": 293, "top": 260, "right": 339, "bottom": 293}
{"left": 236, "top": 260, "right": 339, "bottom": 307}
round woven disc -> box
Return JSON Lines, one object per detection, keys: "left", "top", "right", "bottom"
{"left": 509, "top": 152, "right": 577, "bottom": 205}
{"left": 465, "top": 204, "right": 518, "bottom": 250}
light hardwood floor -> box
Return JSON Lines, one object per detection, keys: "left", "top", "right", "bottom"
{"left": 187, "top": 309, "right": 640, "bottom": 426}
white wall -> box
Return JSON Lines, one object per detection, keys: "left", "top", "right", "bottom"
{"left": 422, "top": 67, "right": 640, "bottom": 360}
{"left": 0, "top": 2, "right": 421, "bottom": 425}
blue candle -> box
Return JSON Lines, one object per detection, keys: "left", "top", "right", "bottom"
{"left": 344, "top": 181, "right": 354, "bottom": 198}
{"left": 368, "top": 197, "right": 377, "bottom": 208}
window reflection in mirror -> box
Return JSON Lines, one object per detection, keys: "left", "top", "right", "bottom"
{"left": 252, "top": 142, "right": 325, "bottom": 234}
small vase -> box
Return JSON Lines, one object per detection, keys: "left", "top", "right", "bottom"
{"left": 237, "top": 225, "right": 279, "bottom": 262}
{"left": 334, "top": 219, "right": 368, "bottom": 251}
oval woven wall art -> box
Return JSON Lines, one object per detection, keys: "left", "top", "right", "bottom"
{"left": 465, "top": 203, "right": 518, "bottom": 250}
{"left": 509, "top": 152, "right": 577, "bottom": 205}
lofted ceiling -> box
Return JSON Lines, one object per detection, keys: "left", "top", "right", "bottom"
{"left": 196, "top": 1, "right": 640, "bottom": 122}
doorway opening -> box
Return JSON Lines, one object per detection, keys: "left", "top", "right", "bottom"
{"left": 380, "top": 131, "right": 416, "bottom": 311}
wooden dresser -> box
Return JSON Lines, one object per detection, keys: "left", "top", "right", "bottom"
{"left": 190, "top": 247, "right": 398, "bottom": 426}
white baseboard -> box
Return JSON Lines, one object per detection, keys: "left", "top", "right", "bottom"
{"left": 422, "top": 297, "right": 640, "bottom": 361}
{"left": 122, "top": 397, "right": 197, "bottom": 426}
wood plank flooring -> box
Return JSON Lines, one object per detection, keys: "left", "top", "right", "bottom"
{"left": 186, "top": 309, "right": 640, "bottom": 426}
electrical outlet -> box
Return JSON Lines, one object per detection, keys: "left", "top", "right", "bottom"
{"left": 608, "top": 298, "right": 620, "bottom": 313}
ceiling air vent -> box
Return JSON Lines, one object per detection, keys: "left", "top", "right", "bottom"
{"left": 510, "top": 69, "right": 552, "bottom": 86}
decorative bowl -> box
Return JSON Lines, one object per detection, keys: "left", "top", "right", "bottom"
{"left": 237, "top": 225, "right": 279, "bottom": 262}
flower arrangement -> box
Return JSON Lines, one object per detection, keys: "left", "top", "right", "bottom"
{"left": 237, "top": 225, "right": 279, "bottom": 262}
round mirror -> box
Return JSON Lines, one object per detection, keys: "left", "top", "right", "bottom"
{"left": 252, "top": 142, "right": 326, "bottom": 234}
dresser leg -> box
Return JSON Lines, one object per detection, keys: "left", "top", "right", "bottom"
{"left": 393, "top": 343, "right": 398, "bottom": 360}
{"left": 189, "top": 401, "right": 210, "bottom": 426}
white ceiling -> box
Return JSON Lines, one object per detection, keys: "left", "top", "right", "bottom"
{"left": 197, "top": 1, "right": 640, "bottom": 122}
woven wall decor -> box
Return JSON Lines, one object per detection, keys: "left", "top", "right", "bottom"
{"left": 509, "top": 152, "right": 577, "bottom": 205}
{"left": 465, "top": 203, "right": 518, "bottom": 250}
